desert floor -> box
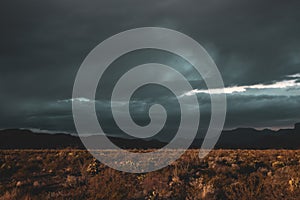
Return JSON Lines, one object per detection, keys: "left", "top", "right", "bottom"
{"left": 1, "top": 149, "right": 300, "bottom": 200}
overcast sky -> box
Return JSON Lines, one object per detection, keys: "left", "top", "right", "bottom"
{"left": 0, "top": 0, "right": 300, "bottom": 137}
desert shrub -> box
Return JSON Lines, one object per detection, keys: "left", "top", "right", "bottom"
{"left": 1, "top": 150, "right": 300, "bottom": 199}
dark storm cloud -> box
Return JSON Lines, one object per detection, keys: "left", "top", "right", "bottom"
{"left": 0, "top": 0, "right": 300, "bottom": 132}
{"left": 225, "top": 94, "right": 300, "bottom": 129}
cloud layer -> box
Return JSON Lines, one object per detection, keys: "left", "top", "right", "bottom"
{"left": 0, "top": 0, "right": 299, "bottom": 135}
{"left": 184, "top": 75, "right": 300, "bottom": 95}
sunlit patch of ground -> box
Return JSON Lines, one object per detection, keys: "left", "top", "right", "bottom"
{"left": 1, "top": 149, "right": 300, "bottom": 200}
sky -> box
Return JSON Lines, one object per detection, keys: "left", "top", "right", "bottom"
{"left": 0, "top": 0, "right": 300, "bottom": 138}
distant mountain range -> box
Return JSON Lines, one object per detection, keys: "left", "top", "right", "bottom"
{"left": 0, "top": 123, "right": 300, "bottom": 149}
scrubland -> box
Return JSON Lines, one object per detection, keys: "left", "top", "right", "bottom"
{"left": 1, "top": 149, "right": 300, "bottom": 200}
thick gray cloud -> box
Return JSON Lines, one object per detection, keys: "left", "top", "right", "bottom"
{"left": 0, "top": 0, "right": 300, "bottom": 134}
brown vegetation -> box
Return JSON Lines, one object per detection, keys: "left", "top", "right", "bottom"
{"left": 1, "top": 149, "right": 300, "bottom": 199}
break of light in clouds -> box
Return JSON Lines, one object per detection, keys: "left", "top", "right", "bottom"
{"left": 183, "top": 75, "right": 300, "bottom": 96}
{"left": 62, "top": 74, "right": 300, "bottom": 103}
{"left": 287, "top": 73, "right": 300, "bottom": 78}
{"left": 58, "top": 97, "right": 94, "bottom": 103}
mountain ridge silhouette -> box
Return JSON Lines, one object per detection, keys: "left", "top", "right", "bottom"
{"left": 0, "top": 123, "right": 299, "bottom": 149}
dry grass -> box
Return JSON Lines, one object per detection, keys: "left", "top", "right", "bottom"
{"left": 1, "top": 149, "right": 300, "bottom": 199}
